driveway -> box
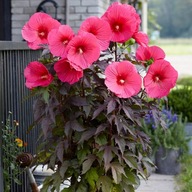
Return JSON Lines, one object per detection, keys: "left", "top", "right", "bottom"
{"left": 166, "top": 55, "right": 192, "bottom": 78}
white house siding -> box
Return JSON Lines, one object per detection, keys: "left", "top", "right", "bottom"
{"left": 11, "top": 0, "right": 111, "bottom": 42}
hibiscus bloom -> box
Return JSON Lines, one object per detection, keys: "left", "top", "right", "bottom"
{"left": 105, "top": 61, "right": 142, "bottom": 98}
{"left": 136, "top": 45, "right": 165, "bottom": 66}
{"left": 66, "top": 33, "right": 100, "bottom": 70}
{"left": 78, "top": 16, "right": 112, "bottom": 51}
{"left": 144, "top": 60, "right": 178, "bottom": 98}
{"left": 54, "top": 58, "right": 83, "bottom": 85}
{"left": 22, "top": 12, "right": 60, "bottom": 50}
{"left": 102, "top": 2, "right": 140, "bottom": 43}
{"left": 24, "top": 61, "right": 53, "bottom": 89}
{"left": 133, "top": 31, "right": 149, "bottom": 47}
{"left": 48, "top": 25, "right": 75, "bottom": 57}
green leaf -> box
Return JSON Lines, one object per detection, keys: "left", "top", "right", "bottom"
{"left": 96, "top": 176, "right": 112, "bottom": 192}
{"left": 59, "top": 161, "right": 70, "bottom": 179}
{"left": 61, "top": 186, "right": 75, "bottom": 192}
{"left": 123, "top": 154, "right": 138, "bottom": 170}
{"left": 13, "top": 177, "right": 22, "bottom": 185}
{"left": 111, "top": 184, "right": 122, "bottom": 192}
{"left": 41, "top": 88, "right": 50, "bottom": 103}
{"left": 77, "top": 147, "right": 90, "bottom": 163}
{"left": 52, "top": 172, "right": 62, "bottom": 192}
{"left": 85, "top": 168, "right": 99, "bottom": 189}
{"left": 76, "top": 182, "right": 88, "bottom": 192}
{"left": 124, "top": 168, "right": 140, "bottom": 186}
{"left": 110, "top": 162, "right": 126, "bottom": 184}
{"left": 95, "top": 134, "right": 108, "bottom": 146}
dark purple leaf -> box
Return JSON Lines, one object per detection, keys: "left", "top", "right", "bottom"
{"left": 114, "top": 136, "right": 126, "bottom": 154}
{"left": 70, "top": 96, "right": 88, "bottom": 106}
{"left": 59, "top": 83, "right": 70, "bottom": 95}
{"left": 103, "top": 146, "right": 113, "bottom": 171}
{"left": 56, "top": 141, "right": 64, "bottom": 162}
{"left": 33, "top": 98, "right": 46, "bottom": 121}
{"left": 82, "top": 154, "right": 97, "bottom": 174}
{"left": 114, "top": 116, "right": 123, "bottom": 133}
{"left": 41, "top": 116, "right": 53, "bottom": 139}
{"left": 92, "top": 104, "right": 107, "bottom": 120}
{"left": 122, "top": 106, "right": 134, "bottom": 122}
{"left": 95, "top": 124, "right": 107, "bottom": 135}
{"left": 78, "top": 128, "right": 96, "bottom": 143}
{"left": 107, "top": 98, "right": 116, "bottom": 114}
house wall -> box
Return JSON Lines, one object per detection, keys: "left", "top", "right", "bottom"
{"left": 11, "top": 0, "right": 110, "bottom": 42}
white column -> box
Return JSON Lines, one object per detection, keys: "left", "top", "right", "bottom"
{"left": 141, "top": 0, "right": 148, "bottom": 34}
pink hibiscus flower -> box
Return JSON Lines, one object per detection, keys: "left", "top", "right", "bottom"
{"left": 66, "top": 33, "right": 100, "bottom": 70}
{"left": 22, "top": 12, "right": 60, "bottom": 50}
{"left": 136, "top": 45, "right": 165, "bottom": 66}
{"left": 24, "top": 61, "right": 53, "bottom": 89}
{"left": 105, "top": 61, "right": 142, "bottom": 98}
{"left": 144, "top": 60, "right": 178, "bottom": 98}
{"left": 48, "top": 25, "right": 75, "bottom": 57}
{"left": 78, "top": 16, "right": 112, "bottom": 51}
{"left": 54, "top": 58, "right": 83, "bottom": 85}
{"left": 102, "top": 2, "right": 141, "bottom": 43}
{"left": 133, "top": 31, "right": 149, "bottom": 47}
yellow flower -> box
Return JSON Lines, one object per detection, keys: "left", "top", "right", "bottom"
{"left": 15, "top": 138, "right": 23, "bottom": 147}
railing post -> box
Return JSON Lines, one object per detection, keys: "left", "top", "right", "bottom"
{"left": 0, "top": 42, "right": 4, "bottom": 191}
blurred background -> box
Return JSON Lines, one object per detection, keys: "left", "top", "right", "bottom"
{"left": 148, "top": 0, "right": 192, "bottom": 77}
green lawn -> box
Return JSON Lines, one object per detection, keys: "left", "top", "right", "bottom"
{"left": 150, "top": 38, "right": 192, "bottom": 56}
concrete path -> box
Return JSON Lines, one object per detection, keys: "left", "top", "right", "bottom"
{"left": 166, "top": 55, "right": 192, "bottom": 77}
{"left": 136, "top": 173, "right": 179, "bottom": 192}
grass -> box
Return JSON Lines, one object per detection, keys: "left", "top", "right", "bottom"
{"left": 150, "top": 38, "right": 192, "bottom": 56}
{"left": 176, "top": 154, "right": 192, "bottom": 192}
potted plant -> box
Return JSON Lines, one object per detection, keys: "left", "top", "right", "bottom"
{"left": 142, "top": 108, "right": 189, "bottom": 175}
{"left": 21, "top": 2, "right": 178, "bottom": 191}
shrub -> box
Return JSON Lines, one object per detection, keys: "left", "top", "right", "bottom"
{"left": 177, "top": 76, "right": 192, "bottom": 87}
{"left": 168, "top": 86, "right": 192, "bottom": 122}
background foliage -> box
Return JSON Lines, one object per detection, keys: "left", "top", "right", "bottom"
{"left": 148, "top": 0, "right": 192, "bottom": 38}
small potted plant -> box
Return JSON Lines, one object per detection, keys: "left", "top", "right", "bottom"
{"left": 142, "top": 108, "right": 189, "bottom": 175}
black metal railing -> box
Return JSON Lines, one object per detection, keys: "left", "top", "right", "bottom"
{"left": 0, "top": 41, "right": 41, "bottom": 192}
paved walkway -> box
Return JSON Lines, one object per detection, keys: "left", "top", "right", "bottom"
{"left": 166, "top": 55, "right": 192, "bottom": 77}
{"left": 136, "top": 173, "right": 179, "bottom": 192}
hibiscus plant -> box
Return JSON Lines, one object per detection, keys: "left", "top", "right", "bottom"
{"left": 22, "top": 2, "right": 178, "bottom": 192}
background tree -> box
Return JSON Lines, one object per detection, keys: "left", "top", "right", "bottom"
{"left": 148, "top": 0, "right": 192, "bottom": 38}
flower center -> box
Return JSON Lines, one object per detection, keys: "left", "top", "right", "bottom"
{"left": 153, "top": 75, "right": 161, "bottom": 83}
{"left": 41, "top": 75, "right": 48, "bottom": 79}
{"left": 39, "top": 32, "right": 45, "bottom": 37}
{"left": 78, "top": 48, "right": 84, "bottom": 54}
{"left": 115, "top": 25, "right": 120, "bottom": 31}
{"left": 38, "top": 26, "right": 48, "bottom": 39}
{"left": 62, "top": 39, "right": 68, "bottom": 45}
{"left": 117, "top": 77, "right": 126, "bottom": 85}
